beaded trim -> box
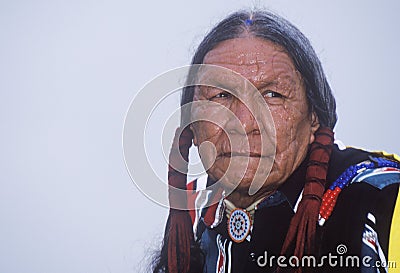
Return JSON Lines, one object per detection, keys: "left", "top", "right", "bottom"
{"left": 227, "top": 208, "right": 252, "bottom": 243}
{"left": 318, "top": 156, "right": 400, "bottom": 226}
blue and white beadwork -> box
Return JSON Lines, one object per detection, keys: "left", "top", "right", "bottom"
{"left": 228, "top": 209, "right": 251, "bottom": 243}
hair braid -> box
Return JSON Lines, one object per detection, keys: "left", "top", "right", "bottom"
{"left": 279, "top": 127, "right": 334, "bottom": 273}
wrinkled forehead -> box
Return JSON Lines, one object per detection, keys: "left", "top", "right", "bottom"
{"left": 200, "top": 37, "right": 301, "bottom": 88}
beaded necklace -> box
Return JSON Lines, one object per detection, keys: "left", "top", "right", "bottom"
{"left": 224, "top": 197, "right": 265, "bottom": 243}
{"left": 318, "top": 156, "right": 400, "bottom": 226}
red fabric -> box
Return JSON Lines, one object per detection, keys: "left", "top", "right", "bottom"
{"left": 186, "top": 180, "right": 224, "bottom": 228}
{"left": 167, "top": 209, "right": 193, "bottom": 273}
{"left": 186, "top": 181, "right": 197, "bottom": 225}
{"left": 279, "top": 127, "right": 334, "bottom": 273}
{"left": 203, "top": 187, "right": 224, "bottom": 227}
{"left": 167, "top": 127, "right": 194, "bottom": 273}
{"left": 168, "top": 127, "right": 193, "bottom": 209}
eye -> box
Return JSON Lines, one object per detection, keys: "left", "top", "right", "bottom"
{"left": 209, "top": 91, "right": 232, "bottom": 100}
{"left": 262, "top": 90, "right": 283, "bottom": 98}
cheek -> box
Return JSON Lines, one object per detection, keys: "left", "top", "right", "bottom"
{"left": 272, "top": 103, "right": 311, "bottom": 152}
{"left": 272, "top": 108, "right": 296, "bottom": 148}
{"left": 192, "top": 121, "right": 223, "bottom": 143}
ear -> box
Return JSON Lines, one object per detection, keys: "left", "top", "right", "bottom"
{"left": 190, "top": 124, "right": 198, "bottom": 146}
{"left": 309, "top": 112, "right": 320, "bottom": 144}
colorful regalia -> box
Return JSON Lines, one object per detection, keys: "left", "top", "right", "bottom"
{"left": 186, "top": 145, "right": 400, "bottom": 273}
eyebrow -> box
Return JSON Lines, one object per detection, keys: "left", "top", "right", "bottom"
{"left": 196, "top": 75, "right": 244, "bottom": 92}
{"left": 257, "top": 74, "right": 297, "bottom": 88}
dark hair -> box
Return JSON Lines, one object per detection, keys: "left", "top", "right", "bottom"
{"left": 154, "top": 9, "right": 337, "bottom": 273}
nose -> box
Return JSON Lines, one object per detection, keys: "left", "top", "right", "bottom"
{"left": 226, "top": 98, "right": 260, "bottom": 135}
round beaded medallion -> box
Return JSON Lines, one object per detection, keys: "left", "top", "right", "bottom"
{"left": 227, "top": 208, "right": 251, "bottom": 243}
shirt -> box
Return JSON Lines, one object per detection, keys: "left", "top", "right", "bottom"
{"left": 188, "top": 145, "right": 400, "bottom": 273}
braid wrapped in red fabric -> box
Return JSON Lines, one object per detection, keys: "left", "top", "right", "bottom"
{"left": 279, "top": 127, "right": 334, "bottom": 273}
{"left": 167, "top": 127, "right": 194, "bottom": 273}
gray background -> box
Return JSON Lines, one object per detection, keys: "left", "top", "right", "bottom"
{"left": 1, "top": 0, "right": 399, "bottom": 272}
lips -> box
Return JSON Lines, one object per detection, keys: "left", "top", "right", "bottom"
{"left": 220, "top": 152, "right": 268, "bottom": 158}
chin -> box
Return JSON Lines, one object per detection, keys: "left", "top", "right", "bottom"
{"left": 217, "top": 170, "right": 263, "bottom": 191}
{"left": 207, "top": 158, "right": 275, "bottom": 191}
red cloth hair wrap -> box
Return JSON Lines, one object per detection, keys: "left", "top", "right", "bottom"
{"left": 167, "top": 127, "right": 194, "bottom": 273}
{"left": 279, "top": 127, "right": 334, "bottom": 273}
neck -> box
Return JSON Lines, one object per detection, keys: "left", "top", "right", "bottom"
{"left": 226, "top": 187, "right": 275, "bottom": 208}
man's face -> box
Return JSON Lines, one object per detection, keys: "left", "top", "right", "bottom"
{"left": 190, "top": 36, "right": 319, "bottom": 193}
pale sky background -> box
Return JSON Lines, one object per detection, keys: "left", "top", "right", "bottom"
{"left": 1, "top": 0, "right": 400, "bottom": 272}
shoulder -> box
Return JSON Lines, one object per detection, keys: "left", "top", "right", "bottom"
{"left": 321, "top": 144, "right": 400, "bottom": 226}
{"left": 327, "top": 144, "right": 400, "bottom": 236}
{"left": 328, "top": 144, "right": 400, "bottom": 191}
{"left": 321, "top": 144, "right": 400, "bottom": 266}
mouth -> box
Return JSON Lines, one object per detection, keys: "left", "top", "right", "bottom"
{"left": 219, "top": 152, "right": 270, "bottom": 158}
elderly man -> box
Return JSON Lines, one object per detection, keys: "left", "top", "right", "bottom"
{"left": 153, "top": 10, "right": 400, "bottom": 273}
